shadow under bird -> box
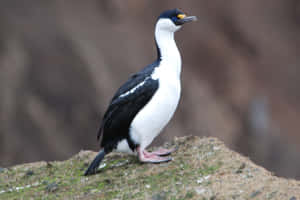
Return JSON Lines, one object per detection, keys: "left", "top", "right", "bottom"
{"left": 84, "top": 9, "right": 197, "bottom": 176}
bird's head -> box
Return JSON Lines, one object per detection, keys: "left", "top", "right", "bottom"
{"left": 156, "top": 9, "right": 197, "bottom": 33}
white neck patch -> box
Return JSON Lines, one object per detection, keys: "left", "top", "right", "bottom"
{"left": 154, "top": 19, "right": 182, "bottom": 78}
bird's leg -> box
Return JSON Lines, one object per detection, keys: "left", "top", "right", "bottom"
{"left": 137, "top": 147, "right": 172, "bottom": 163}
{"left": 150, "top": 147, "right": 177, "bottom": 156}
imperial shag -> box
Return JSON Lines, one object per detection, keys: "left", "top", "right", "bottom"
{"left": 84, "top": 9, "right": 197, "bottom": 176}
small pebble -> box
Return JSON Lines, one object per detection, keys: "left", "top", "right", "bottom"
{"left": 235, "top": 163, "right": 246, "bottom": 174}
{"left": 152, "top": 192, "right": 167, "bottom": 200}
{"left": 46, "top": 162, "right": 53, "bottom": 168}
{"left": 267, "top": 191, "right": 277, "bottom": 199}
{"left": 104, "top": 179, "right": 111, "bottom": 184}
{"left": 197, "top": 178, "right": 203, "bottom": 184}
{"left": 42, "top": 180, "right": 49, "bottom": 185}
{"left": 90, "top": 189, "right": 98, "bottom": 193}
{"left": 46, "top": 182, "right": 59, "bottom": 193}
{"left": 32, "top": 182, "right": 40, "bottom": 186}
{"left": 210, "top": 195, "right": 217, "bottom": 200}
{"left": 213, "top": 146, "right": 220, "bottom": 151}
{"left": 195, "top": 188, "right": 205, "bottom": 194}
{"left": 99, "top": 163, "right": 106, "bottom": 169}
{"left": 25, "top": 170, "right": 34, "bottom": 176}
{"left": 250, "top": 190, "right": 261, "bottom": 198}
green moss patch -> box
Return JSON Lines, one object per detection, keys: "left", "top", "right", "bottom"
{"left": 1, "top": 136, "right": 300, "bottom": 200}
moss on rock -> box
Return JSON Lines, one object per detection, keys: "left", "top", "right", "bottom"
{"left": 0, "top": 136, "right": 299, "bottom": 199}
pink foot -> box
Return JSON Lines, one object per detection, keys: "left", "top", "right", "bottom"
{"left": 137, "top": 147, "right": 172, "bottom": 163}
{"left": 151, "top": 147, "right": 177, "bottom": 156}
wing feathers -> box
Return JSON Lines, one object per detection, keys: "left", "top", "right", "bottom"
{"left": 97, "top": 77, "right": 159, "bottom": 149}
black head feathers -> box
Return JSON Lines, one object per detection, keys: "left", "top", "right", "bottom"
{"left": 158, "top": 9, "right": 197, "bottom": 26}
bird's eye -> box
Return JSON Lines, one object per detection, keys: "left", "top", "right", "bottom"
{"left": 177, "top": 14, "right": 186, "bottom": 19}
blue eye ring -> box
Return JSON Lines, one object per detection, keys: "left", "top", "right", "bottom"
{"left": 171, "top": 16, "right": 178, "bottom": 22}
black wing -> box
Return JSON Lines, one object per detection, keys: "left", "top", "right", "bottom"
{"left": 98, "top": 77, "right": 158, "bottom": 151}
{"left": 110, "top": 60, "right": 160, "bottom": 103}
{"left": 97, "top": 62, "right": 160, "bottom": 151}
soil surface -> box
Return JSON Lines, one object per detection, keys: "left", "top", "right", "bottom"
{"left": 0, "top": 136, "right": 299, "bottom": 199}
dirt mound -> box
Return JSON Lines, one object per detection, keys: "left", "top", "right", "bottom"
{"left": 0, "top": 136, "right": 299, "bottom": 199}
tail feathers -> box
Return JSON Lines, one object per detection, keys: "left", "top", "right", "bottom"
{"left": 84, "top": 149, "right": 106, "bottom": 176}
{"left": 97, "top": 123, "right": 104, "bottom": 140}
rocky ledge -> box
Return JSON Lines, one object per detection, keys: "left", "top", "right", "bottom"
{"left": 0, "top": 136, "right": 299, "bottom": 199}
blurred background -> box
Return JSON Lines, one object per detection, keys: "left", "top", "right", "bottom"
{"left": 0, "top": 0, "right": 300, "bottom": 179}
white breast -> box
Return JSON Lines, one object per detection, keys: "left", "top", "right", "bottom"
{"left": 129, "top": 65, "right": 181, "bottom": 150}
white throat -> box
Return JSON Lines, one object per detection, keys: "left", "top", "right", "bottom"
{"left": 154, "top": 19, "right": 182, "bottom": 77}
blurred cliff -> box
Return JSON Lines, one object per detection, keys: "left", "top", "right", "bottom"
{"left": 0, "top": 0, "right": 300, "bottom": 178}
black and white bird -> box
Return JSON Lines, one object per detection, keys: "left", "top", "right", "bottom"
{"left": 84, "top": 9, "right": 197, "bottom": 176}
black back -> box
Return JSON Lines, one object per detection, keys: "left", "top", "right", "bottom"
{"left": 97, "top": 61, "right": 160, "bottom": 152}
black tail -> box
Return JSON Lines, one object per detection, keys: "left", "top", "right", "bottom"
{"left": 84, "top": 149, "right": 106, "bottom": 176}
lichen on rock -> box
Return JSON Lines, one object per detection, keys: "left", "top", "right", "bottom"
{"left": 0, "top": 136, "right": 299, "bottom": 199}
